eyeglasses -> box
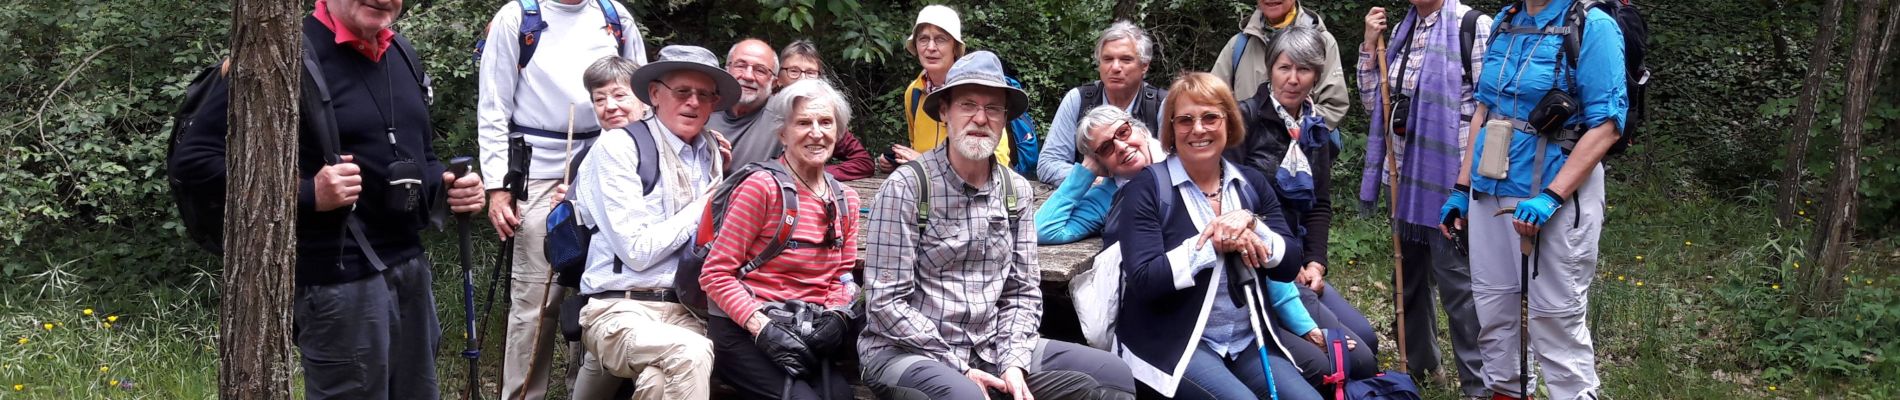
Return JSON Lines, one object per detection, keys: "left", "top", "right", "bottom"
{"left": 1093, "top": 122, "right": 1135, "bottom": 159}
{"left": 1171, "top": 112, "right": 1225, "bottom": 128}
{"left": 654, "top": 81, "right": 719, "bottom": 104}
{"left": 781, "top": 67, "right": 821, "bottom": 81}
{"left": 914, "top": 34, "right": 955, "bottom": 50}
{"left": 955, "top": 100, "right": 1006, "bottom": 120}
{"left": 727, "top": 60, "right": 773, "bottom": 79}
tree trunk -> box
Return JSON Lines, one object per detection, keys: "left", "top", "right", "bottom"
{"left": 1776, "top": 0, "right": 1845, "bottom": 227}
{"left": 1805, "top": 0, "right": 1893, "bottom": 314}
{"left": 1112, "top": 0, "right": 1143, "bottom": 24}
{"left": 219, "top": 0, "right": 301, "bottom": 397}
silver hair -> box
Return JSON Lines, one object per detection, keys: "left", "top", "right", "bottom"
{"left": 1265, "top": 26, "right": 1327, "bottom": 77}
{"left": 761, "top": 79, "right": 853, "bottom": 137}
{"left": 778, "top": 39, "right": 826, "bottom": 74}
{"left": 727, "top": 38, "right": 781, "bottom": 75}
{"left": 1074, "top": 104, "right": 1149, "bottom": 162}
{"left": 1093, "top": 20, "right": 1154, "bottom": 65}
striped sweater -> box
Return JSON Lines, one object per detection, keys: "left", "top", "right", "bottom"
{"left": 699, "top": 171, "right": 862, "bottom": 326}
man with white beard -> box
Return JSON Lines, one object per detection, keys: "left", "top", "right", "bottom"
{"left": 858, "top": 51, "right": 1137, "bottom": 400}
{"left": 709, "top": 38, "right": 783, "bottom": 170}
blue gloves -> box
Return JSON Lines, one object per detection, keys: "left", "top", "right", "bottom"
{"left": 1440, "top": 184, "right": 1471, "bottom": 226}
{"left": 1513, "top": 189, "right": 1566, "bottom": 226}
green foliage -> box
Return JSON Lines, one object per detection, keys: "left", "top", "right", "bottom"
{"left": 1718, "top": 241, "right": 1900, "bottom": 380}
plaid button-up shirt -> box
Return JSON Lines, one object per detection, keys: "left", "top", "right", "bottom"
{"left": 859, "top": 148, "right": 1042, "bottom": 373}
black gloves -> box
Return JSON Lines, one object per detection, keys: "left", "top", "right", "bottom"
{"left": 756, "top": 301, "right": 819, "bottom": 377}
{"left": 806, "top": 309, "right": 851, "bottom": 353}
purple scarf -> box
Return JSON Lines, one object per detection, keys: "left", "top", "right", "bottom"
{"left": 1360, "top": 2, "right": 1468, "bottom": 244}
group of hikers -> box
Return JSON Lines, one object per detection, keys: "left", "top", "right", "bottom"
{"left": 168, "top": 0, "right": 1636, "bottom": 399}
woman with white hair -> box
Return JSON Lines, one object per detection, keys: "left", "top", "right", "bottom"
{"left": 699, "top": 79, "right": 863, "bottom": 400}
{"left": 1035, "top": 105, "right": 1167, "bottom": 245}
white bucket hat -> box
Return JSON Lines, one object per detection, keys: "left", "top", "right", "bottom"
{"left": 905, "top": 5, "right": 963, "bottom": 55}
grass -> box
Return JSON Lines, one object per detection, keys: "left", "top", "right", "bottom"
{"left": 2, "top": 177, "right": 1895, "bottom": 399}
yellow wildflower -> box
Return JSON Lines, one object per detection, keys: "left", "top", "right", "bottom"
{"left": 1618, "top": 275, "right": 1625, "bottom": 281}
{"left": 1637, "top": 281, "right": 1645, "bottom": 287}
{"left": 11, "top": 384, "right": 20, "bottom": 391}
{"left": 99, "top": 366, "right": 109, "bottom": 373}
{"left": 107, "top": 315, "right": 118, "bottom": 323}
{"left": 1769, "top": 385, "right": 1777, "bottom": 391}
{"left": 1635, "top": 255, "right": 1644, "bottom": 261}
{"left": 109, "top": 380, "right": 119, "bottom": 387}
{"left": 1684, "top": 241, "right": 1693, "bottom": 246}
{"left": 42, "top": 323, "right": 52, "bottom": 331}
{"left": 1867, "top": 280, "right": 1874, "bottom": 285}
{"left": 14, "top": 337, "right": 24, "bottom": 345}
{"left": 83, "top": 308, "right": 93, "bottom": 316}
{"left": 1772, "top": 284, "right": 1781, "bottom": 290}
{"left": 103, "top": 322, "right": 112, "bottom": 329}
{"left": 1798, "top": 210, "right": 1805, "bottom": 216}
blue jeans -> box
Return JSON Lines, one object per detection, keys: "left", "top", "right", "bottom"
{"left": 1174, "top": 342, "right": 1321, "bottom": 400}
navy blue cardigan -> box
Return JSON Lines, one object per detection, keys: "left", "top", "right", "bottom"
{"left": 1104, "top": 161, "right": 1301, "bottom": 381}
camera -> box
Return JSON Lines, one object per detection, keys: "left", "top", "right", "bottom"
{"left": 387, "top": 160, "right": 424, "bottom": 213}
{"left": 1388, "top": 93, "right": 1413, "bottom": 137}
{"left": 1528, "top": 88, "right": 1579, "bottom": 138}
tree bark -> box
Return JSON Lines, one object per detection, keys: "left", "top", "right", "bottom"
{"left": 1112, "top": 0, "right": 1143, "bottom": 23}
{"left": 218, "top": 0, "right": 301, "bottom": 397}
{"left": 1805, "top": 0, "right": 1892, "bottom": 314}
{"left": 1776, "top": 0, "right": 1845, "bottom": 227}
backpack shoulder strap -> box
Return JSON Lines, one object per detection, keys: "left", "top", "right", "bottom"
{"left": 628, "top": 121, "right": 661, "bottom": 195}
{"left": 390, "top": 34, "right": 434, "bottom": 106}
{"left": 1227, "top": 33, "right": 1249, "bottom": 80}
{"left": 902, "top": 161, "right": 930, "bottom": 235}
{"left": 516, "top": 0, "right": 547, "bottom": 69}
{"left": 1148, "top": 163, "right": 1176, "bottom": 225}
{"left": 596, "top": 0, "right": 628, "bottom": 57}
{"left": 1001, "top": 167, "right": 1021, "bottom": 231}
{"left": 300, "top": 35, "right": 341, "bottom": 165}
{"left": 739, "top": 162, "right": 802, "bottom": 277}
{"left": 1460, "top": 8, "right": 1482, "bottom": 86}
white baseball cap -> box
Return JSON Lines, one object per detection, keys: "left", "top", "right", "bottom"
{"left": 905, "top": 5, "right": 963, "bottom": 55}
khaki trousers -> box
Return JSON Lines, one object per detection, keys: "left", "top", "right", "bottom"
{"left": 576, "top": 297, "right": 713, "bottom": 400}
{"left": 503, "top": 179, "right": 559, "bottom": 400}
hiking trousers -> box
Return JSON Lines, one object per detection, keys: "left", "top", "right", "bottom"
{"left": 577, "top": 297, "right": 713, "bottom": 400}
{"left": 294, "top": 254, "right": 440, "bottom": 400}
{"left": 1468, "top": 164, "right": 1605, "bottom": 400}
{"left": 1399, "top": 233, "right": 1488, "bottom": 397}
{"left": 504, "top": 179, "right": 560, "bottom": 400}
{"left": 862, "top": 339, "right": 1136, "bottom": 400}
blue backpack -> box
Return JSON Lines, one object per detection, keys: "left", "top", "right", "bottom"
{"left": 1002, "top": 76, "right": 1041, "bottom": 177}
{"left": 1325, "top": 329, "right": 1423, "bottom": 400}
{"left": 472, "top": 0, "right": 629, "bottom": 67}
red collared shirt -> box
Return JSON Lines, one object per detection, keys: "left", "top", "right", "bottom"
{"left": 314, "top": 0, "right": 394, "bottom": 61}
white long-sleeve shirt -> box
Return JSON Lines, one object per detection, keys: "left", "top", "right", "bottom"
{"left": 477, "top": 0, "right": 648, "bottom": 189}
{"left": 575, "top": 119, "right": 719, "bottom": 295}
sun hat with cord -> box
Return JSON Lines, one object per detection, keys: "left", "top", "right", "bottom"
{"left": 905, "top": 5, "right": 964, "bottom": 55}
{"left": 629, "top": 45, "right": 742, "bottom": 112}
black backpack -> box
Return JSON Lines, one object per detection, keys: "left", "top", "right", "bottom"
{"left": 673, "top": 161, "right": 850, "bottom": 317}
{"left": 166, "top": 35, "right": 430, "bottom": 256}
{"left": 1495, "top": 0, "right": 1650, "bottom": 155}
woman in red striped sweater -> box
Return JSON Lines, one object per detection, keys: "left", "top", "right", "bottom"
{"left": 699, "top": 78, "right": 862, "bottom": 400}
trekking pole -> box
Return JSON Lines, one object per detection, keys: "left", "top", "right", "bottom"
{"left": 481, "top": 131, "right": 533, "bottom": 399}
{"left": 1232, "top": 258, "right": 1279, "bottom": 400}
{"left": 1494, "top": 207, "right": 1534, "bottom": 399}
{"left": 514, "top": 104, "right": 577, "bottom": 400}
{"left": 1373, "top": 23, "right": 1410, "bottom": 373}
{"left": 448, "top": 156, "right": 480, "bottom": 400}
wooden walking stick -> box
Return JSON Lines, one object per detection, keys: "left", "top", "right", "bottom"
{"left": 1374, "top": 26, "right": 1410, "bottom": 373}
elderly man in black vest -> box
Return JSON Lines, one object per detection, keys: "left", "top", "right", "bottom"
{"left": 1034, "top": 20, "right": 1169, "bottom": 185}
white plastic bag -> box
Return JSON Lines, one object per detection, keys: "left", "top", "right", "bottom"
{"left": 1072, "top": 243, "right": 1123, "bottom": 350}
